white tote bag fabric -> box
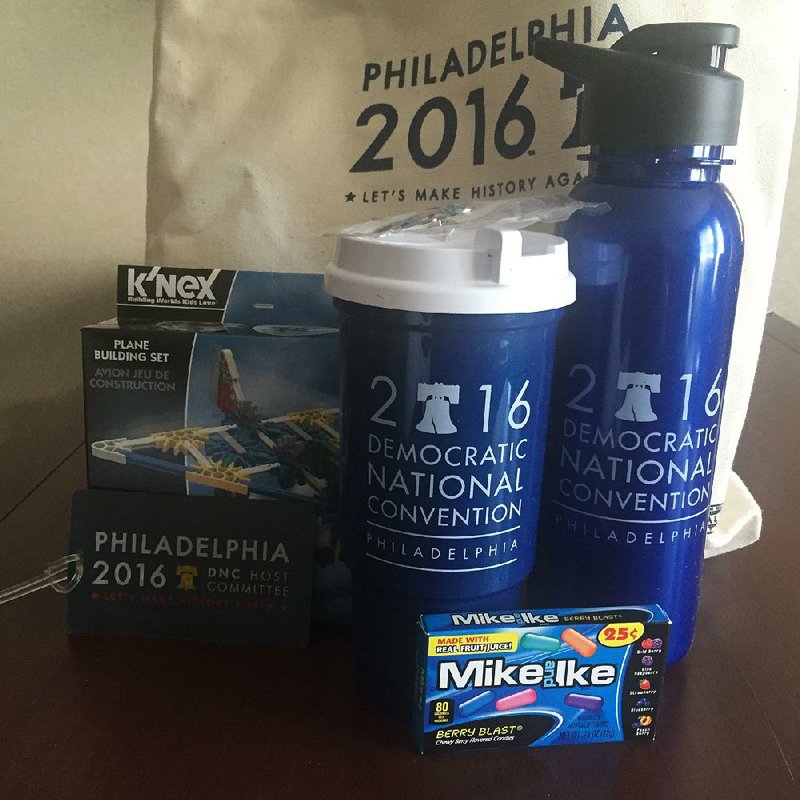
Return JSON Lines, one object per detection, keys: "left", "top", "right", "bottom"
{"left": 146, "top": 1, "right": 800, "bottom": 556}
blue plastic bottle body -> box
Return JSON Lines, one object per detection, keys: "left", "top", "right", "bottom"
{"left": 531, "top": 149, "right": 744, "bottom": 664}
{"left": 338, "top": 301, "right": 562, "bottom": 711}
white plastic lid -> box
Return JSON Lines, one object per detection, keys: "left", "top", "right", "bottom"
{"left": 325, "top": 228, "right": 575, "bottom": 315}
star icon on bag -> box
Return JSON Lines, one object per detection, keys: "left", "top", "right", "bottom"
{"left": 344, "top": 191, "right": 356, "bottom": 202}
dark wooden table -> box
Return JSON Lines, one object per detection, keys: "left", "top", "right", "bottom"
{"left": 0, "top": 317, "right": 798, "bottom": 800}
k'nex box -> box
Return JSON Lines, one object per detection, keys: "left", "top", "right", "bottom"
{"left": 414, "top": 605, "right": 670, "bottom": 753}
{"left": 81, "top": 265, "right": 350, "bottom": 623}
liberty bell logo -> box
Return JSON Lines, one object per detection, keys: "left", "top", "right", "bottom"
{"left": 416, "top": 382, "right": 460, "bottom": 435}
{"left": 615, "top": 372, "right": 661, "bottom": 422}
{"left": 176, "top": 564, "right": 198, "bottom": 590}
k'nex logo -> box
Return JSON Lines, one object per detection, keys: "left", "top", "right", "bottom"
{"left": 126, "top": 266, "right": 221, "bottom": 302}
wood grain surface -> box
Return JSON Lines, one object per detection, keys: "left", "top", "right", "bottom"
{"left": 0, "top": 325, "right": 797, "bottom": 800}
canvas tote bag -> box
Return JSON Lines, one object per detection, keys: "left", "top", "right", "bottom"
{"left": 146, "top": 0, "right": 800, "bottom": 556}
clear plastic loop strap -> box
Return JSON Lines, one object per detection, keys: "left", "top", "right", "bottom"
{"left": 0, "top": 553, "right": 83, "bottom": 606}
{"left": 337, "top": 196, "right": 609, "bottom": 239}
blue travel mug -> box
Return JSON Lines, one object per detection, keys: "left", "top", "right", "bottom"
{"left": 326, "top": 229, "right": 575, "bottom": 712}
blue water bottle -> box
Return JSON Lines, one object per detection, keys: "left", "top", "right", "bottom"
{"left": 326, "top": 228, "right": 575, "bottom": 711}
{"left": 531, "top": 24, "right": 745, "bottom": 664}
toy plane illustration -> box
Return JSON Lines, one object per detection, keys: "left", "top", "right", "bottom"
{"left": 91, "top": 348, "right": 340, "bottom": 502}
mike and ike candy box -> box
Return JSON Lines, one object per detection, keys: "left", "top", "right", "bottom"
{"left": 414, "top": 605, "right": 669, "bottom": 753}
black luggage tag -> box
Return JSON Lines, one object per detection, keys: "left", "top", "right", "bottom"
{"left": 67, "top": 489, "right": 315, "bottom": 647}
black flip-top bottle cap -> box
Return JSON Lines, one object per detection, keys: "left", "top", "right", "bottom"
{"left": 534, "top": 23, "right": 744, "bottom": 147}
